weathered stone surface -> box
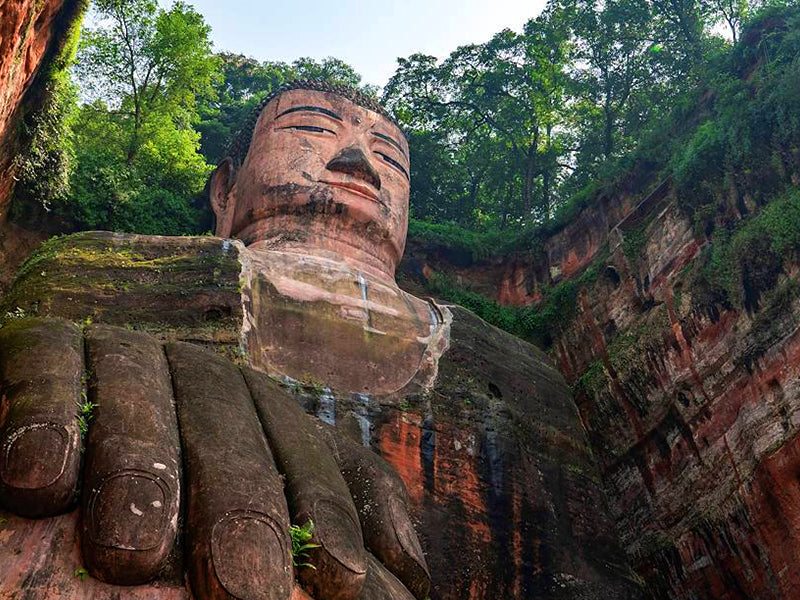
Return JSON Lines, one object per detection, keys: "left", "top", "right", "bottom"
{"left": 0, "top": 326, "right": 428, "bottom": 599}
{"left": 0, "top": 318, "right": 82, "bottom": 517}
{"left": 281, "top": 303, "right": 640, "bottom": 598}
{"left": 361, "top": 554, "right": 417, "bottom": 600}
{"left": 81, "top": 325, "right": 182, "bottom": 585}
{"left": 372, "top": 306, "right": 639, "bottom": 599}
{"left": 312, "top": 419, "right": 430, "bottom": 600}
{"left": 0, "top": 509, "right": 324, "bottom": 600}
{"left": 166, "top": 341, "right": 294, "bottom": 600}
{"left": 241, "top": 248, "right": 445, "bottom": 395}
{"left": 0, "top": 509, "right": 188, "bottom": 600}
{"left": 1, "top": 232, "right": 243, "bottom": 353}
{"left": 0, "top": 0, "right": 68, "bottom": 208}
{"left": 556, "top": 196, "right": 800, "bottom": 599}
{"left": 245, "top": 367, "right": 367, "bottom": 600}
{"left": 397, "top": 173, "right": 667, "bottom": 308}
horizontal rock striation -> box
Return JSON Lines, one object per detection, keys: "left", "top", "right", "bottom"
{"left": 559, "top": 192, "right": 800, "bottom": 599}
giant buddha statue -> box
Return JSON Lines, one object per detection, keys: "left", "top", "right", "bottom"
{"left": 0, "top": 81, "right": 641, "bottom": 600}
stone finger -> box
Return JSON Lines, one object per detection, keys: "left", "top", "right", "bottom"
{"left": 313, "top": 420, "right": 430, "bottom": 600}
{"left": 80, "top": 325, "right": 181, "bottom": 585}
{"left": 360, "top": 554, "right": 416, "bottom": 600}
{"left": 242, "top": 368, "right": 368, "bottom": 600}
{"left": 166, "top": 342, "right": 293, "bottom": 600}
{"left": 0, "top": 318, "right": 83, "bottom": 517}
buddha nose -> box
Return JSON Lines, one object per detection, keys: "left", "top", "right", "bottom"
{"left": 325, "top": 146, "right": 381, "bottom": 191}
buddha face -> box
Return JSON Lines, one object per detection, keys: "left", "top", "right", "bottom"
{"left": 210, "top": 88, "right": 410, "bottom": 282}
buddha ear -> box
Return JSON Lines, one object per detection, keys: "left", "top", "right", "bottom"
{"left": 209, "top": 158, "right": 236, "bottom": 238}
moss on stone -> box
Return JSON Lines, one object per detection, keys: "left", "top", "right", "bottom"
{"left": 2, "top": 233, "right": 242, "bottom": 340}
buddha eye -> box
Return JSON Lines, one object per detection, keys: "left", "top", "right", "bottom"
{"left": 278, "top": 125, "right": 336, "bottom": 135}
{"left": 375, "top": 151, "right": 410, "bottom": 181}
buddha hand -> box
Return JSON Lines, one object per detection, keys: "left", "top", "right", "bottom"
{"left": 0, "top": 318, "right": 429, "bottom": 600}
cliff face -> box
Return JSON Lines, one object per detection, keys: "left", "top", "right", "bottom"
{"left": 406, "top": 180, "right": 800, "bottom": 599}
{"left": 399, "top": 24, "right": 800, "bottom": 596}
{"left": 0, "top": 0, "right": 84, "bottom": 294}
{"left": 558, "top": 190, "right": 800, "bottom": 600}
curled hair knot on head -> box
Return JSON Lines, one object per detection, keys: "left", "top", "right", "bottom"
{"left": 225, "top": 79, "right": 401, "bottom": 171}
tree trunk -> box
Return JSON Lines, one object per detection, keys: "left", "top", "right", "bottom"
{"left": 543, "top": 123, "right": 553, "bottom": 219}
{"left": 522, "top": 130, "right": 539, "bottom": 220}
{"left": 603, "top": 87, "right": 614, "bottom": 159}
{"left": 126, "top": 107, "right": 141, "bottom": 166}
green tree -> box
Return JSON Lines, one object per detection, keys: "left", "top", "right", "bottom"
{"left": 77, "top": 0, "right": 219, "bottom": 164}
{"left": 66, "top": 0, "right": 220, "bottom": 234}
{"left": 649, "top": 0, "right": 712, "bottom": 62}
{"left": 567, "top": 0, "right": 669, "bottom": 161}
{"left": 385, "top": 6, "right": 572, "bottom": 225}
{"left": 291, "top": 56, "right": 369, "bottom": 90}
{"left": 196, "top": 54, "right": 294, "bottom": 164}
{"left": 707, "top": 0, "right": 750, "bottom": 43}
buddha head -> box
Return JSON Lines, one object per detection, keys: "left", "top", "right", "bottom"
{"left": 209, "top": 81, "right": 410, "bottom": 283}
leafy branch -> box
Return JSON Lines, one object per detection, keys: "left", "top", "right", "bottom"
{"left": 289, "top": 519, "right": 321, "bottom": 570}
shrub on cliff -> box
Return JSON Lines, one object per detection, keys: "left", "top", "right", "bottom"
{"left": 673, "top": 6, "right": 800, "bottom": 224}
{"left": 691, "top": 187, "right": 800, "bottom": 315}
{"left": 9, "top": 0, "right": 88, "bottom": 226}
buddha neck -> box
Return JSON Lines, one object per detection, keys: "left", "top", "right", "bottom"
{"left": 238, "top": 215, "right": 402, "bottom": 284}
{"left": 239, "top": 245, "right": 449, "bottom": 396}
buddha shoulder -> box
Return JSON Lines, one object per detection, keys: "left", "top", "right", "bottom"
{"left": 2, "top": 232, "right": 243, "bottom": 338}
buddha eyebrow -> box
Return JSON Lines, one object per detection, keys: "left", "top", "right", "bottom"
{"left": 372, "top": 132, "right": 407, "bottom": 158}
{"left": 275, "top": 106, "right": 343, "bottom": 121}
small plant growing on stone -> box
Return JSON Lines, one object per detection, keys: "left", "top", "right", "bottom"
{"left": 299, "top": 374, "right": 328, "bottom": 396}
{"left": 76, "top": 396, "right": 98, "bottom": 439}
{"left": 289, "top": 519, "right": 321, "bottom": 570}
{"left": 74, "top": 567, "right": 89, "bottom": 581}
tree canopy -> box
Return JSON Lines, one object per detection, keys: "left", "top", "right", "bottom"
{"left": 385, "top": 0, "right": 794, "bottom": 230}
{"left": 11, "top": 0, "right": 798, "bottom": 238}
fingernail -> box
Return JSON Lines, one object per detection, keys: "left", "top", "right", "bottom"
{"left": 314, "top": 498, "right": 367, "bottom": 576}
{"left": 86, "top": 471, "right": 169, "bottom": 550}
{"left": 389, "top": 496, "right": 427, "bottom": 570}
{"left": 1, "top": 424, "right": 69, "bottom": 489}
{"left": 389, "top": 495, "right": 430, "bottom": 599}
{"left": 211, "top": 512, "right": 292, "bottom": 600}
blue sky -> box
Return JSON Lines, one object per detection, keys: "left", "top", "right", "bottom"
{"left": 178, "top": 0, "right": 547, "bottom": 90}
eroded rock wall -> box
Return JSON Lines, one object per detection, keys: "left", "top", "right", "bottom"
{"left": 0, "top": 0, "right": 84, "bottom": 294}
{"left": 402, "top": 137, "right": 800, "bottom": 600}
{"left": 559, "top": 192, "right": 800, "bottom": 600}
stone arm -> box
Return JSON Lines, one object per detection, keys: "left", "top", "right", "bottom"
{"left": 0, "top": 317, "right": 429, "bottom": 600}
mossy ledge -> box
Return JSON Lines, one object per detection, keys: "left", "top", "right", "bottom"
{"left": 2, "top": 232, "right": 243, "bottom": 353}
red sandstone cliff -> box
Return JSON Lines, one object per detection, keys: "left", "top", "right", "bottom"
{"left": 0, "top": 0, "right": 84, "bottom": 293}
{"left": 399, "top": 17, "right": 800, "bottom": 597}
